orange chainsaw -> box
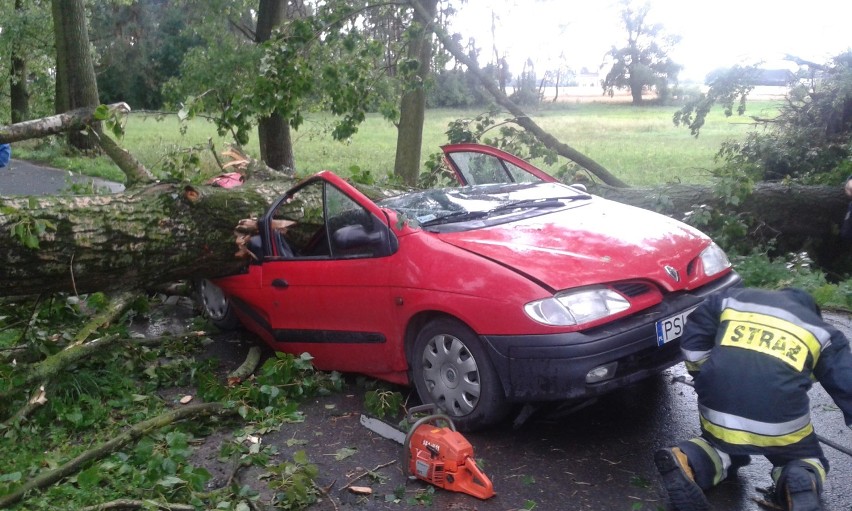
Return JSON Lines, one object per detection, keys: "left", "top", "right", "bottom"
{"left": 360, "top": 405, "right": 495, "bottom": 499}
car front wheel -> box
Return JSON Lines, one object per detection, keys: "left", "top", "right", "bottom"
{"left": 196, "top": 279, "right": 240, "bottom": 330}
{"left": 411, "top": 318, "right": 510, "bottom": 431}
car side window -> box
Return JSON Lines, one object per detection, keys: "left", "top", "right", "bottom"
{"left": 268, "top": 180, "right": 385, "bottom": 260}
{"left": 271, "top": 181, "right": 328, "bottom": 258}
{"left": 326, "top": 185, "right": 384, "bottom": 259}
{"left": 505, "top": 160, "right": 541, "bottom": 183}
{"left": 446, "top": 151, "right": 546, "bottom": 185}
{"left": 448, "top": 152, "right": 507, "bottom": 185}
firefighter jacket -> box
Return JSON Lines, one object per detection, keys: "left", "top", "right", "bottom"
{"left": 680, "top": 287, "right": 852, "bottom": 457}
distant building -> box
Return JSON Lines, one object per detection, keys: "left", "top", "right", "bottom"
{"left": 575, "top": 71, "right": 602, "bottom": 88}
{"left": 755, "top": 68, "right": 793, "bottom": 86}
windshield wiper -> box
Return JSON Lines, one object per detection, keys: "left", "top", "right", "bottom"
{"left": 420, "top": 209, "right": 489, "bottom": 227}
{"left": 485, "top": 196, "right": 586, "bottom": 214}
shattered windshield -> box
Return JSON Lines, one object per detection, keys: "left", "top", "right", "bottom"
{"left": 377, "top": 182, "right": 590, "bottom": 229}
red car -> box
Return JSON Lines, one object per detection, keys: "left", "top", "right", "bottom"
{"left": 202, "top": 144, "right": 740, "bottom": 430}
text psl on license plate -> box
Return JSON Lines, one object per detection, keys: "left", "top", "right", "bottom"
{"left": 656, "top": 307, "right": 698, "bottom": 346}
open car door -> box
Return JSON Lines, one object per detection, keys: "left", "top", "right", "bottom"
{"left": 442, "top": 143, "right": 558, "bottom": 185}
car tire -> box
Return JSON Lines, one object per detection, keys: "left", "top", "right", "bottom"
{"left": 195, "top": 279, "right": 241, "bottom": 330}
{"left": 411, "top": 317, "right": 510, "bottom": 431}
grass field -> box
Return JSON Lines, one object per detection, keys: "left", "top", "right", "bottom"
{"left": 15, "top": 100, "right": 780, "bottom": 186}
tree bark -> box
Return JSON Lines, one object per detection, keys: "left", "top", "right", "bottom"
{"left": 0, "top": 180, "right": 292, "bottom": 297}
{"left": 52, "top": 0, "right": 100, "bottom": 150}
{"left": 256, "top": 0, "right": 295, "bottom": 171}
{"left": 394, "top": 0, "right": 438, "bottom": 186}
{"left": 10, "top": 0, "right": 29, "bottom": 123}
{"left": 407, "top": 0, "right": 628, "bottom": 188}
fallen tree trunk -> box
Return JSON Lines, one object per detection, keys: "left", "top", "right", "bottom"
{"left": 0, "top": 180, "right": 292, "bottom": 297}
{"left": 2, "top": 176, "right": 849, "bottom": 298}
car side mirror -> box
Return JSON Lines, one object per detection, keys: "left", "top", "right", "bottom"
{"left": 570, "top": 183, "right": 587, "bottom": 193}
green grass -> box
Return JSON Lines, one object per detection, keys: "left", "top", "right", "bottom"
{"left": 13, "top": 101, "right": 779, "bottom": 186}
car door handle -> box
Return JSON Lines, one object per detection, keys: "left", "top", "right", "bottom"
{"left": 271, "top": 278, "right": 289, "bottom": 288}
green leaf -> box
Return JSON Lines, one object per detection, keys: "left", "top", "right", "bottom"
{"left": 77, "top": 466, "right": 102, "bottom": 488}
{"left": 157, "top": 475, "right": 185, "bottom": 487}
{"left": 0, "top": 472, "right": 22, "bottom": 483}
{"left": 93, "top": 104, "right": 110, "bottom": 120}
{"left": 292, "top": 450, "right": 309, "bottom": 465}
{"left": 333, "top": 447, "right": 357, "bottom": 461}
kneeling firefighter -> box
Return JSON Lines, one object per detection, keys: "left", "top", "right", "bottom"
{"left": 655, "top": 287, "right": 852, "bottom": 511}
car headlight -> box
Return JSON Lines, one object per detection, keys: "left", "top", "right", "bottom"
{"left": 524, "top": 287, "right": 630, "bottom": 326}
{"left": 699, "top": 242, "right": 731, "bottom": 277}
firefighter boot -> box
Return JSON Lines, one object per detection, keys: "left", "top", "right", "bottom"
{"left": 776, "top": 462, "right": 822, "bottom": 511}
{"left": 654, "top": 447, "right": 710, "bottom": 511}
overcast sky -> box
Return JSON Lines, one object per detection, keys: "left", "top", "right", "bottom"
{"left": 450, "top": 0, "right": 852, "bottom": 82}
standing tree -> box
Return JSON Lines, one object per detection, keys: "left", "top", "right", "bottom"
{"left": 1, "top": 0, "right": 54, "bottom": 122}
{"left": 166, "top": 0, "right": 383, "bottom": 174}
{"left": 51, "top": 0, "right": 100, "bottom": 149}
{"left": 255, "top": 0, "right": 303, "bottom": 172}
{"left": 601, "top": 0, "right": 680, "bottom": 105}
{"left": 52, "top": 0, "right": 100, "bottom": 149}
{"left": 393, "top": 0, "right": 438, "bottom": 185}
{"left": 9, "top": 0, "right": 29, "bottom": 122}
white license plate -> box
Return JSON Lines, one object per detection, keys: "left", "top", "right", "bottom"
{"left": 655, "top": 307, "right": 697, "bottom": 346}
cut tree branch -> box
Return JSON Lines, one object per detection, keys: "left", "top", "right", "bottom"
{"left": 0, "top": 103, "right": 127, "bottom": 144}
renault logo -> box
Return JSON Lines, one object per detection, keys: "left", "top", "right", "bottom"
{"left": 664, "top": 265, "right": 680, "bottom": 282}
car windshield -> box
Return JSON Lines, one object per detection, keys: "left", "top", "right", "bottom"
{"left": 378, "top": 181, "right": 591, "bottom": 228}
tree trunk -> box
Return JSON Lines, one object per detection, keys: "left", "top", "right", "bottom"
{"left": 0, "top": 180, "right": 292, "bottom": 297}
{"left": 393, "top": 0, "right": 438, "bottom": 186}
{"left": 407, "top": 0, "right": 629, "bottom": 188}
{"left": 52, "top": 0, "right": 100, "bottom": 150}
{"left": 256, "top": 0, "right": 295, "bottom": 171}
{"left": 2, "top": 168, "right": 849, "bottom": 297}
{"left": 630, "top": 79, "right": 643, "bottom": 105}
{"left": 10, "top": 0, "right": 29, "bottom": 123}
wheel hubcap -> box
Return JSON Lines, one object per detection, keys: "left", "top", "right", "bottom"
{"left": 200, "top": 279, "right": 229, "bottom": 320}
{"left": 421, "top": 333, "right": 481, "bottom": 416}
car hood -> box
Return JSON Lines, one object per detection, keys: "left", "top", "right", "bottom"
{"left": 437, "top": 199, "right": 714, "bottom": 292}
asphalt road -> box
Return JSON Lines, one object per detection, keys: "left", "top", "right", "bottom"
{"left": 0, "top": 158, "right": 124, "bottom": 195}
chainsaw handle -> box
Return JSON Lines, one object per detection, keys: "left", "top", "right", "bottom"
{"left": 406, "top": 404, "right": 457, "bottom": 428}
{"left": 403, "top": 412, "right": 457, "bottom": 480}
{"left": 403, "top": 413, "right": 456, "bottom": 449}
